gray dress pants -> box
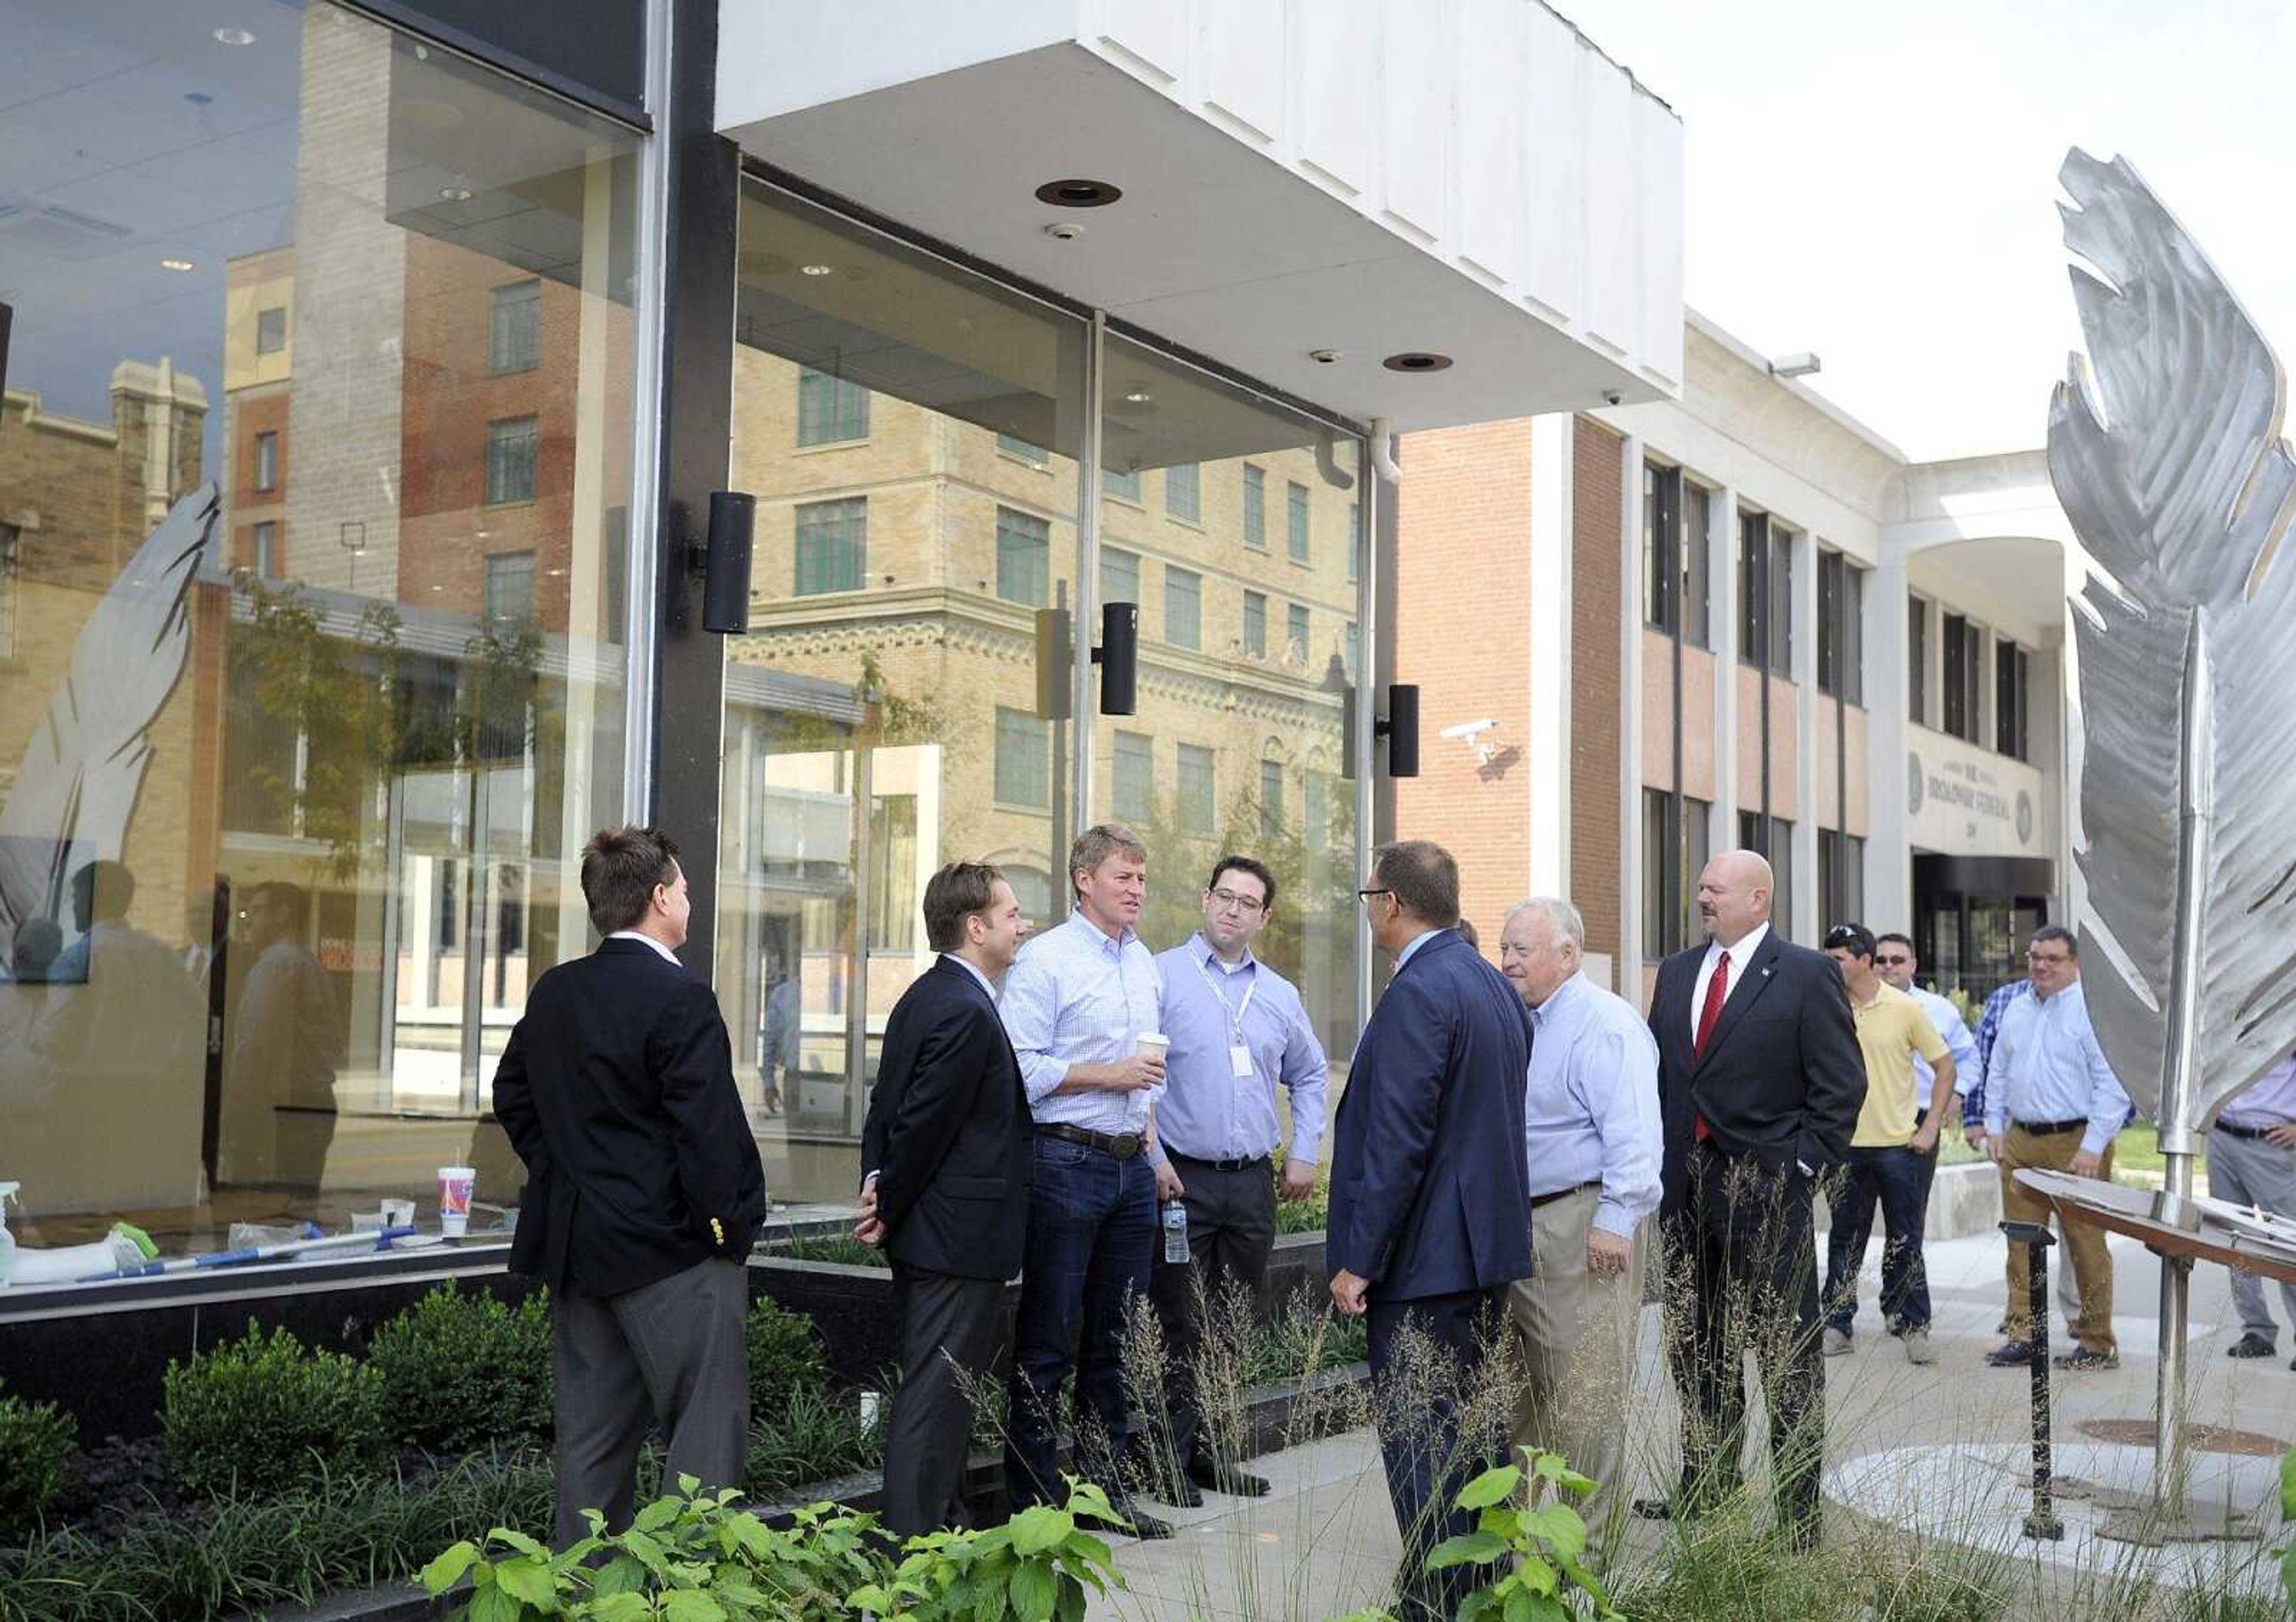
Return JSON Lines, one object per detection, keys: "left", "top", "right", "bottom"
{"left": 552, "top": 1257, "right": 749, "bottom": 1547}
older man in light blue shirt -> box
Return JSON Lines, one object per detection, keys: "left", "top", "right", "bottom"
{"left": 1497, "top": 897, "right": 1660, "bottom": 1543}
{"left": 1144, "top": 854, "right": 1329, "bottom": 1501}
{"left": 1982, "top": 926, "right": 2135, "bottom": 1371}
{"left": 999, "top": 825, "right": 1174, "bottom": 1536}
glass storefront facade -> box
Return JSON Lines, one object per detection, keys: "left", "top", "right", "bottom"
{"left": 0, "top": 20, "right": 1374, "bottom": 1254}
{"left": 717, "top": 185, "right": 1365, "bottom": 1206}
{"left": 1, "top": 1, "right": 639, "bottom": 1251}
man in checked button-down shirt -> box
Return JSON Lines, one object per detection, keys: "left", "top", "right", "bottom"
{"left": 1144, "top": 854, "right": 1329, "bottom": 1505}
{"left": 998, "top": 824, "right": 1175, "bottom": 1538}
{"left": 1497, "top": 897, "right": 1660, "bottom": 1548}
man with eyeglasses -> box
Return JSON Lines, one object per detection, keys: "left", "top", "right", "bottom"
{"left": 1872, "top": 934, "right": 1977, "bottom": 1224}
{"left": 1144, "top": 855, "right": 1329, "bottom": 1503}
{"left": 1981, "top": 926, "right": 2133, "bottom": 1372}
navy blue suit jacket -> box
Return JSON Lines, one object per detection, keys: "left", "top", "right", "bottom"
{"left": 1327, "top": 929, "right": 1535, "bottom": 1300}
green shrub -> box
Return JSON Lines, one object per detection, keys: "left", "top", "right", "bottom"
{"left": 747, "top": 1294, "right": 829, "bottom": 1415}
{"left": 163, "top": 1322, "right": 387, "bottom": 1499}
{"left": 745, "top": 1384, "right": 884, "bottom": 1496}
{"left": 0, "top": 1383, "right": 74, "bottom": 1532}
{"left": 368, "top": 1282, "right": 553, "bottom": 1456}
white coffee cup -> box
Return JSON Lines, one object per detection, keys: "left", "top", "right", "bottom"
{"left": 1135, "top": 1032, "right": 1170, "bottom": 1064}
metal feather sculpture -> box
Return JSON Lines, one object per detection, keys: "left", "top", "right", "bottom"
{"left": 0, "top": 480, "right": 220, "bottom": 945}
{"left": 2048, "top": 150, "right": 2296, "bottom": 1130}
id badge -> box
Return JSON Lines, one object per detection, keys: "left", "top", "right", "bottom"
{"left": 1229, "top": 1043, "right": 1255, "bottom": 1079}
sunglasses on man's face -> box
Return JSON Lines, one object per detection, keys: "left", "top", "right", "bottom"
{"left": 1875, "top": 953, "right": 1912, "bottom": 966}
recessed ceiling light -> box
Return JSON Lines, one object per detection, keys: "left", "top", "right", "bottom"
{"left": 184, "top": 91, "right": 214, "bottom": 107}
{"left": 439, "top": 185, "right": 474, "bottom": 202}
{"left": 800, "top": 263, "right": 833, "bottom": 276}
{"left": 1381, "top": 352, "right": 1453, "bottom": 373}
{"left": 1033, "top": 178, "right": 1122, "bottom": 208}
{"left": 1123, "top": 389, "right": 1153, "bottom": 405}
{"left": 160, "top": 257, "right": 195, "bottom": 272}
{"left": 212, "top": 26, "right": 255, "bottom": 45}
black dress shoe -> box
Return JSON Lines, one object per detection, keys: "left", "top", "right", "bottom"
{"left": 1187, "top": 1458, "right": 1272, "bottom": 1498}
{"left": 1149, "top": 1471, "right": 1204, "bottom": 1508}
{"left": 1985, "top": 1339, "right": 2037, "bottom": 1368}
{"left": 1110, "top": 1500, "right": 1177, "bottom": 1540}
{"left": 2228, "top": 1332, "right": 2277, "bottom": 1359}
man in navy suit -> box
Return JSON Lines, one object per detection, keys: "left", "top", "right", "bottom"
{"left": 854, "top": 862, "right": 1033, "bottom": 1535}
{"left": 1329, "top": 840, "right": 1534, "bottom": 1621}
{"left": 1633, "top": 849, "right": 1863, "bottom": 1551}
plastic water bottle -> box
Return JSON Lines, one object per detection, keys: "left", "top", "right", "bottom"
{"left": 1161, "top": 1201, "right": 1190, "bottom": 1266}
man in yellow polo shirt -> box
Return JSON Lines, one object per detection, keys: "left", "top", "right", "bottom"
{"left": 1818, "top": 924, "right": 1956, "bottom": 1365}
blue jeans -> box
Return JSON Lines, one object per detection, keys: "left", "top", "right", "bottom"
{"left": 1823, "top": 1144, "right": 1930, "bottom": 1334}
{"left": 1003, "top": 1136, "right": 1156, "bottom": 1508}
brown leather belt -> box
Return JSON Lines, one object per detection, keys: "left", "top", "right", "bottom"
{"left": 1036, "top": 1122, "right": 1144, "bottom": 1160}
{"left": 1529, "top": 1179, "right": 1602, "bottom": 1210}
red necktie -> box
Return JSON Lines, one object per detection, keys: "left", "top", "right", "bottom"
{"left": 1692, "top": 950, "right": 1730, "bottom": 1142}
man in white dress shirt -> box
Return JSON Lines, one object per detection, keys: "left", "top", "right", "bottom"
{"left": 998, "top": 824, "right": 1173, "bottom": 1537}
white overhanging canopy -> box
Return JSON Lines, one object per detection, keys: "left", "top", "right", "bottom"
{"left": 716, "top": 0, "right": 1683, "bottom": 432}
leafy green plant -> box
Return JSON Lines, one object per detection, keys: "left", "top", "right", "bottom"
{"left": 849, "top": 1480, "right": 1126, "bottom": 1621}
{"left": 744, "top": 1383, "right": 883, "bottom": 1495}
{"left": 368, "top": 1282, "right": 554, "bottom": 1456}
{"left": 0, "top": 1382, "right": 74, "bottom": 1532}
{"left": 163, "top": 1321, "right": 387, "bottom": 1499}
{"left": 1429, "top": 1453, "right": 1619, "bottom": 1622}
{"left": 422, "top": 1477, "right": 874, "bottom": 1622}
{"left": 2278, "top": 1446, "right": 2296, "bottom": 1606}
{"left": 747, "top": 1294, "right": 830, "bottom": 1415}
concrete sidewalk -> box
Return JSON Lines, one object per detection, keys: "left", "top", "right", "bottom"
{"left": 1086, "top": 1225, "right": 2296, "bottom": 1619}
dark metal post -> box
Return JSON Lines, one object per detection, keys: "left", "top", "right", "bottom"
{"left": 2002, "top": 1217, "right": 2064, "bottom": 1539}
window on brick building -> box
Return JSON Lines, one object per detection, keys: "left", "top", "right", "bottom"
{"left": 256, "top": 305, "right": 288, "bottom": 355}
{"left": 1818, "top": 829, "right": 1866, "bottom": 933}
{"left": 1818, "top": 548, "right": 1865, "bottom": 703}
{"left": 1165, "top": 462, "right": 1199, "bottom": 524}
{"left": 1943, "top": 612, "right": 1982, "bottom": 742}
{"left": 1259, "top": 758, "right": 1286, "bottom": 838}
{"left": 1644, "top": 463, "right": 1677, "bottom": 633}
{"left": 994, "top": 505, "right": 1050, "bottom": 606}
{"left": 484, "top": 551, "right": 535, "bottom": 624}
{"left": 1100, "top": 545, "right": 1139, "bottom": 608}
{"left": 796, "top": 365, "right": 869, "bottom": 446}
{"left": 995, "top": 707, "right": 1051, "bottom": 807}
{"left": 1178, "top": 743, "right": 1217, "bottom": 835}
{"left": 1242, "top": 464, "right": 1266, "bottom": 550}
{"left": 1287, "top": 602, "right": 1309, "bottom": 663}
{"left": 1995, "top": 638, "right": 2031, "bottom": 761}
{"left": 1908, "top": 595, "right": 1931, "bottom": 726}
{"left": 484, "top": 416, "right": 538, "bottom": 505}
{"left": 1681, "top": 480, "right": 1710, "bottom": 646}
{"left": 1164, "top": 565, "right": 1201, "bottom": 650}
{"left": 1242, "top": 590, "right": 1266, "bottom": 657}
{"left": 1642, "top": 789, "right": 1711, "bottom": 959}
{"left": 793, "top": 496, "right": 866, "bottom": 595}
{"left": 489, "top": 279, "right": 541, "bottom": 373}
{"left": 1113, "top": 730, "right": 1153, "bottom": 821}
{"left": 254, "top": 430, "right": 279, "bottom": 493}
{"left": 1102, "top": 465, "right": 1143, "bottom": 504}
{"left": 252, "top": 520, "right": 279, "bottom": 580}
{"left": 1738, "top": 811, "right": 1796, "bottom": 941}
{"left": 997, "top": 432, "right": 1049, "bottom": 466}
{"left": 1287, "top": 480, "right": 1311, "bottom": 563}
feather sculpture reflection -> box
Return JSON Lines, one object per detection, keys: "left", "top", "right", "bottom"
{"left": 0, "top": 481, "right": 219, "bottom": 945}
{"left": 2048, "top": 151, "right": 2296, "bottom": 1126}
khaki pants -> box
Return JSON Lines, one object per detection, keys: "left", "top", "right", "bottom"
{"left": 1507, "top": 1184, "right": 1647, "bottom": 1543}
{"left": 1999, "top": 1126, "right": 2117, "bottom": 1353}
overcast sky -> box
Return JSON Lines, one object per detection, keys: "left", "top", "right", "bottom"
{"left": 1586, "top": 0, "right": 2296, "bottom": 464}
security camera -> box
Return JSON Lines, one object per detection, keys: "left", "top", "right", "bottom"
{"left": 1440, "top": 719, "right": 1496, "bottom": 741}
{"left": 1601, "top": 389, "right": 1623, "bottom": 407}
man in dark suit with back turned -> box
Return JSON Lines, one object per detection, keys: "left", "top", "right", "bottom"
{"left": 1634, "top": 848, "right": 1863, "bottom": 1551}
{"left": 1329, "top": 840, "right": 1534, "bottom": 1622}
{"left": 853, "top": 862, "right": 1033, "bottom": 1535}
{"left": 493, "top": 827, "right": 768, "bottom": 1548}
